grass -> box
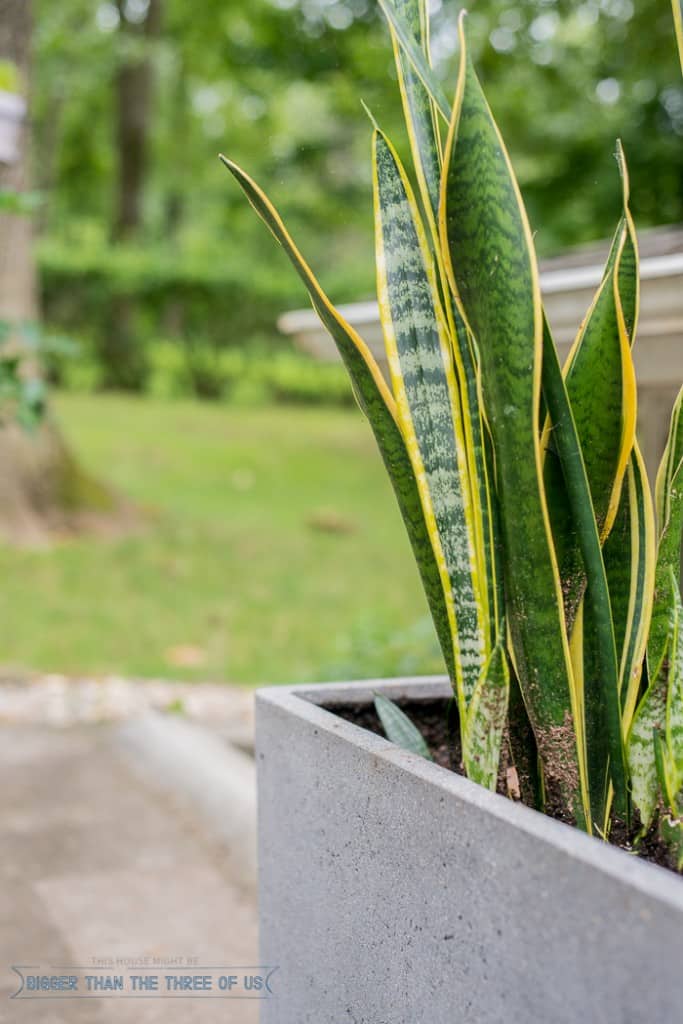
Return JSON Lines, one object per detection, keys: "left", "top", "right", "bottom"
{"left": 0, "top": 393, "right": 444, "bottom": 685}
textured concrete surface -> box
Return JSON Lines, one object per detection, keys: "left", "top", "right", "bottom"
{"left": 257, "top": 677, "right": 683, "bottom": 1024}
{"left": 0, "top": 723, "right": 258, "bottom": 1024}
{"left": 0, "top": 676, "right": 254, "bottom": 752}
{"left": 117, "top": 712, "right": 257, "bottom": 892}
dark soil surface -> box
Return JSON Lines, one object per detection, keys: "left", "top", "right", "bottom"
{"left": 331, "top": 698, "right": 462, "bottom": 771}
{"left": 328, "top": 696, "right": 681, "bottom": 876}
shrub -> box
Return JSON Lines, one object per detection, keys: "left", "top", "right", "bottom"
{"left": 38, "top": 239, "right": 299, "bottom": 391}
{"left": 56, "top": 334, "right": 357, "bottom": 408}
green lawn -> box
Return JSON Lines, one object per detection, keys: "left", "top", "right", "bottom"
{"left": 0, "top": 394, "right": 444, "bottom": 685}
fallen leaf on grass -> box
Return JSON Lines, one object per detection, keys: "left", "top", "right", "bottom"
{"left": 164, "top": 645, "right": 207, "bottom": 668}
{"left": 306, "top": 508, "right": 357, "bottom": 535}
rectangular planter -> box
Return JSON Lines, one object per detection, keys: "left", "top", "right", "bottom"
{"left": 256, "top": 676, "right": 683, "bottom": 1024}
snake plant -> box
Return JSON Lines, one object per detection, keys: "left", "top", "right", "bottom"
{"left": 223, "top": 1, "right": 683, "bottom": 865}
{"left": 674, "top": 0, "right": 683, "bottom": 74}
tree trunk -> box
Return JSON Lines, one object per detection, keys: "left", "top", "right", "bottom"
{"left": 0, "top": 0, "right": 121, "bottom": 544}
{"left": 0, "top": 0, "right": 36, "bottom": 321}
{"left": 98, "top": 0, "right": 162, "bottom": 391}
{"left": 112, "top": 0, "right": 162, "bottom": 242}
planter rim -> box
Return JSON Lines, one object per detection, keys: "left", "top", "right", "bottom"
{"left": 256, "top": 674, "right": 683, "bottom": 911}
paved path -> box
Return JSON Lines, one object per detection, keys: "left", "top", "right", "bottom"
{"left": 0, "top": 723, "right": 259, "bottom": 1023}
{"left": 0, "top": 675, "right": 255, "bottom": 752}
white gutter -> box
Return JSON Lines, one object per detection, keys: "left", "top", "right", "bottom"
{"left": 276, "top": 247, "right": 683, "bottom": 478}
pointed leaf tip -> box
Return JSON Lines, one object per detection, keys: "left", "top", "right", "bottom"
{"left": 615, "top": 140, "right": 630, "bottom": 205}
{"left": 360, "top": 99, "right": 380, "bottom": 131}
{"left": 373, "top": 693, "right": 433, "bottom": 760}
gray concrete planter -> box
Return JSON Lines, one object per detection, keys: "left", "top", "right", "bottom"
{"left": 256, "top": 676, "right": 683, "bottom": 1024}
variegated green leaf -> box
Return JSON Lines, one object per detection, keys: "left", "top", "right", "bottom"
{"left": 439, "top": 14, "right": 588, "bottom": 828}
{"left": 674, "top": 0, "right": 683, "bottom": 75}
{"left": 614, "top": 143, "right": 640, "bottom": 345}
{"left": 653, "top": 727, "right": 679, "bottom": 812}
{"left": 602, "top": 443, "right": 656, "bottom": 732}
{"left": 562, "top": 225, "right": 636, "bottom": 546}
{"left": 220, "top": 156, "right": 456, "bottom": 683}
{"left": 374, "top": 693, "right": 432, "bottom": 760}
{"left": 599, "top": 487, "right": 632, "bottom": 700}
{"left": 655, "top": 385, "right": 683, "bottom": 536}
{"left": 544, "top": 148, "right": 637, "bottom": 646}
{"left": 372, "top": 129, "right": 488, "bottom": 711}
{"left": 539, "top": 150, "right": 639, "bottom": 824}
{"left": 649, "top": 454, "right": 683, "bottom": 682}
{"left": 540, "top": 319, "right": 627, "bottom": 823}
{"left": 464, "top": 635, "right": 510, "bottom": 790}
{"left": 387, "top": 0, "right": 442, "bottom": 227}
{"left": 666, "top": 577, "right": 683, "bottom": 782}
{"left": 504, "top": 664, "right": 541, "bottom": 808}
{"left": 381, "top": 0, "right": 501, "bottom": 656}
{"left": 377, "top": 0, "right": 450, "bottom": 122}
{"left": 661, "top": 813, "right": 683, "bottom": 870}
{"left": 629, "top": 670, "right": 668, "bottom": 828}
{"left": 629, "top": 571, "right": 681, "bottom": 827}
{"left": 600, "top": 143, "right": 639, "bottom": 345}
{"left": 540, "top": 319, "right": 630, "bottom": 823}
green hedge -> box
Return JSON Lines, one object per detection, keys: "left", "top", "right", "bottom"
{"left": 55, "top": 337, "right": 357, "bottom": 408}
{"left": 39, "top": 237, "right": 373, "bottom": 397}
{"left": 38, "top": 238, "right": 301, "bottom": 391}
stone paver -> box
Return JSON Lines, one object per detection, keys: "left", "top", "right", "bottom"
{"left": 0, "top": 675, "right": 254, "bottom": 751}
{"left": 0, "top": 724, "right": 259, "bottom": 1023}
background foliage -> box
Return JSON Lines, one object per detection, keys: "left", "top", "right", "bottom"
{"left": 33, "top": 0, "right": 683, "bottom": 393}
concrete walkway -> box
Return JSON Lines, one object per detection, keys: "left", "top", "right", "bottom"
{"left": 0, "top": 675, "right": 255, "bottom": 752}
{"left": 0, "top": 721, "right": 259, "bottom": 1023}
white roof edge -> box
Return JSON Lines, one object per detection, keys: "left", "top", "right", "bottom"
{"left": 277, "top": 252, "right": 683, "bottom": 333}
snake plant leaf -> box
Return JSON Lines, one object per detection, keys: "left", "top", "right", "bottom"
{"left": 629, "top": 664, "right": 668, "bottom": 828}
{"left": 661, "top": 813, "right": 683, "bottom": 870}
{"left": 649, "top": 453, "right": 683, "bottom": 683}
{"left": 384, "top": 3, "right": 495, "bottom": 619}
{"left": 381, "top": 0, "right": 501, "bottom": 654}
{"left": 602, "top": 444, "right": 656, "bottom": 731}
{"left": 655, "top": 385, "right": 683, "bottom": 536}
{"left": 503, "top": 665, "right": 542, "bottom": 808}
{"left": 543, "top": 149, "right": 638, "bottom": 642}
{"left": 538, "top": 151, "right": 639, "bottom": 823}
{"left": 673, "top": 0, "right": 683, "bottom": 75}
{"left": 629, "top": 571, "right": 682, "bottom": 828}
{"left": 666, "top": 581, "right": 683, "bottom": 781}
{"left": 377, "top": 0, "right": 450, "bottom": 123}
{"left": 607, "top": 142, "right": 639, "bottom": 345}
{"left": 464, "top": 634, "right": 510, "bottom": 790}
{"left": 562, "top": 172, "right": 637, "bottom": 546}
{"left": 540, "top": 320, "right": 627, "bottom": 823}
{"left": 374, "top": 693, "right": 433, "bottom": 760}
{"left": 561, "top": 226, "right": 637, "bottom": 548}
{"left": 386, "top": 0, "right": 442, "bottom": 227}
{"left": 653, "top": 728, "right": 679, "bottom": 814}
{"left": 614, "top": 217, "right": 638, "bottom": 346}
{"left": 372, "top": 129, "right": 488, "bottom": 710}
{"left": 220, "top": 156, "right": 456, "bottom": 683}
{"left": 439, "top": 13, "right": 588, "bottom": 829}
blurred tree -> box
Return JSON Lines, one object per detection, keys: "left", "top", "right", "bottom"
{"left": 442, "top": 0, "right": 683, "bottom": 251}
{"left": 0, "top": 0, "right": 116, "bottom": 543}
{"left": 99, "top": 0, "right": 164, "bottom": 389}
{"left": 29, "top": 0, "right": 683, "bottom": 376}
{"left": 0, "top": 0, "right": 35, "bottom": 323}
{"left": 112, "top": 0, "right": 163, "bottom": 241}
